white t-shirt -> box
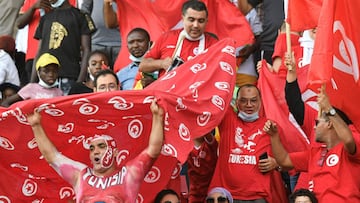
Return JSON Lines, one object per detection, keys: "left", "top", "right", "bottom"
{"left": 0, "top": 49, "right": 20, "bottom": 86}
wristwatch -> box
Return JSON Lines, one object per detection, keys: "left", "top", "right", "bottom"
{"left": 326, "top": 108, "right": 336, "bottom": 116}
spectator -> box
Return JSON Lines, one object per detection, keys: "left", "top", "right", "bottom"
{"left": 93, "top": 69, "right": 120, "bottom": 92}
{"left": 69, "top": 50, "right": 110, "bottom": 94}
{"left": 0, "top": 83, "right": 20, "bottom": 102}
{"left": 30, "top": 0, "right": 96, "bottom": 95}
{"left": 154, "top": 189, "right": 180, "bottom": 203}
{"left": 1, "top": 53, "right": 63, "bottom": 107}
{"left": 289, "top": 188, "right": 318, "bottom": 203}
{"left": 0, "top": 35, "right": 20, "bottom": 86}
{"left": 26, "top": 99, "right": 164, "bottom": 202}
{"left": 210, "top": 84, "right": 287, "bottom": 202}
{"left": 187, "top": 132, "right": 218, "bottom": 203}
{"left": 81, "top": 0, "right": 121, "bottom": 68}
{"left": 139, "top": 0, "right": 218, "bottom": 84}
{"left": 17, "top": 0, "right": 52, "bottom": 86}
{"left": 206, "top": 187, "right": 233, "bottom": 203}
{"left": 264, "top": 86, "right": 360, "bottom": 202}
{"left": 116, "top": 27, "right": 151, "bottom": 90}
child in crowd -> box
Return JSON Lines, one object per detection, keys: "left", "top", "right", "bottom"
{"left": 1, "top": 53, "right": 63, "bottom": 107}
{"left": 68, "top": 50, "right": 110, "bottom": 95}
{"left": 0, "top": 82, "right": 20, "bottom": 103}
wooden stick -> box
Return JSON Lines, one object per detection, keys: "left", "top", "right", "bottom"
{"left": 285, "top": 21, "right": 293, "bottom": 71}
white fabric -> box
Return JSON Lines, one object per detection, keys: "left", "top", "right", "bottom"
{"left": 173, "top": 30, "right": 205, "bottom": 59}
{"left": 299, "top": 30, "right": 314, "bottom": 67}
{"left": 0, "top": 50, "right": 20, "bottom": 86}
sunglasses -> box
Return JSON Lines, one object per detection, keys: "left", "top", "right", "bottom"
{"left": 206, "top": 196, "right": 228, "bottom": 203}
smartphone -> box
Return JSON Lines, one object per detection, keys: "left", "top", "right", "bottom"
{"left": 259, "top": 152, "right": 268, "bottom": 160}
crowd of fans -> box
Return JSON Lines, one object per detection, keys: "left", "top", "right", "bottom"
{"left": 0, "top": 0, "right": 358, "bottom": 202}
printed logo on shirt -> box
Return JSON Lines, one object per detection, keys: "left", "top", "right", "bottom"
{"left": 49, "top": 22, "right": 68, "bottom": 49}
{"left": 326, "top": 154, "right": 339, "bottom": 167}
{"left": 82, "top": 167, "right": 127, "bottom": 189}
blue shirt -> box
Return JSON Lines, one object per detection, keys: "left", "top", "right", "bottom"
{"left": 116, "top": 62, "right": 139, "bottom": 90}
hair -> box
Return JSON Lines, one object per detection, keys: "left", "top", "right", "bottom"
{"left": 153, "top": 189, "right": 179, "bottom": 203}
{"left": 87, "top": 50, "right": 110, "bottom": 66}
{"left": 127, "top": 27, "right": 151, "bottom": 42}
{"left": 236, "top": 83, "right": 261, "bottom": 98}
{"left": 182, "top": 0, "right": 208, "bottom": 17}
{"left": 289, "top": 188, "right": 318, "bottom": 203}
{"left": 93, "top": 69, "right": 119, "bottom": 87}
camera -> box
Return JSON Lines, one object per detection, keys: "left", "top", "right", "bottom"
{"left": 167, "top": 56, "right": 184, "bottom": 72}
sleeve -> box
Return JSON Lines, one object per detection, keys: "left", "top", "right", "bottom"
{"left": 34, "top": 16, "right": 45, "bottom": 40}
{"left": 78, "top": 10, "right": 96, "bottom": 35}
{"left": 17, "top": 84, "right": 32, "bottom": 100}
{"left": 289, "top": 150, "right": 310, "bottom": 172}
{"left": 285, "top": 79, "right": 305, "bottom": 125}
{"left": 50, "top": 152, "right": 87, "bottom": 187}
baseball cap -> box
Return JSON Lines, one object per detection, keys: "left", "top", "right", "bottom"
{"left": 36, "top": 53, "right": 60, "bottom": 70}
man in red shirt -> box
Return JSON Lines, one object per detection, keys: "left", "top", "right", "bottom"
{"left": 138, "top": 0, "right": 218, "bottom": 81}
{"left": 264, "top": 86, "right": 360, "bottom": 202}
{"left": 210, "top": 84, "right": 286, "bottom": 202}
{"left": 27, "top": 99, "right": 164, "bottom": 202}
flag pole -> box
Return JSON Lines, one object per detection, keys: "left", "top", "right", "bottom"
{"left": 285, "top": 21, "right": 293, "bottom": 71}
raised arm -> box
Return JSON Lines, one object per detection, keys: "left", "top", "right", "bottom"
{"left": 103, "top": 0, "right": 118, "bottom": 28}
{"left": 284, "top": 52, "right": 305, "bottom": 125}
{"left": 16, "top": 0, "right": 51, "bottom": 29}
{"left": 27, "top": 110, "right": 58, "bottom": 164}
{"left": 317, "top": 86, "right": 356, "bottom": 154}
{"left": 78, "top": 34, "right": 92, "bottom": 82}
{"left": 147, "top": 99, "right": 165, "bottom": 158}
{"left": 263, "top": 120, "right": 294, "bottom": 170}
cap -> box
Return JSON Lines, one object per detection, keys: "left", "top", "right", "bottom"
{"left": 207, "top": 187, "right": 233, "bottom": 203}
{"left": 0, "top": 35, "right": 15, "bottom": 54}
{"left": 36, "top": 53, "right": 60, "bottom": 70}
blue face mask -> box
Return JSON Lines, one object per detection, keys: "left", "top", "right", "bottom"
{"left": 238, "top": 111, "right": 259, "bottom": 122}
{"left": 51, "top": 0, "right": 66, "bottom": 8}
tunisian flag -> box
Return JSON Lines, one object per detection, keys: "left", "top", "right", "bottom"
{"left": 286, "top": 0, "right": 323, "bottom": 31}
{"left": 113, "top": 0, "right": 253, "bottom": 72}
{"left": 0, "top": 39, "right": 236, "bottom": 202}
{"left": 308, "top": 0, "right": 360, "bottom": 132}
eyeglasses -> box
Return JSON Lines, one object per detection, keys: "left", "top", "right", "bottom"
{"left": 317, "top": 147, "right": 328, "bottom": 167}
{"left": 164, "top": 201, "right": 180, "bottom": 203}
{"left": 206, "top": 196, "right": 228, "bottom": 203}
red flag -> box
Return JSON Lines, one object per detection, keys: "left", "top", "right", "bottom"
{"left": 113, "top": 0, "right": 253, "bottom": 72}
{"left": 287, "top": 0, "right": 323, "bottom": 31}
{"left": 0, "top": 38, "right": 236, "bottom": 202}
{"left": 258, "top": 60, "right": 310, "bottom": 153}
{"left": 308, "top": 0, "right": 360, "bottom": 131}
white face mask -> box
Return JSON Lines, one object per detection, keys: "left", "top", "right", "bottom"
{"left": 238, "top": 111, "right": 259, "bottom": 122}
{"left": 51, "top": 0, "right": 66, "bottom": 8}
{"left": 129, "top": 54, "right": 143, "bottom": 63}
{"left": 38, "top": 77, "right": 59, "bottom": 89}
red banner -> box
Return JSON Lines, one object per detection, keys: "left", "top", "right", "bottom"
{"left": 308, "top": 0, "right": 360, "bottom": 132}
{"left": 287, "top": 0, "right": 322, "bottom": 31}
{"left": 113, "top": 0, "right": 253, "bottom": 72}
{"left": 0, "top": 39, "right": 236, "bottom": 202}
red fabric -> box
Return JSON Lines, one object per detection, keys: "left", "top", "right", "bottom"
{"left": 287, "top": 0, "right": 323, "bottom": 31}
{"left": 290, "top": 143, "right": 360, "bottom": 202}
{"left": 113, "top": 0, "right": 253, "bottom": 72}
{"left": 0, "top": 38, "right": 236, "bottom": 202}
{"left": 308, "top": 0, "right": 360, "bottom": 132}
{"left": 257, "top": 60, "right": 310, "bottom": 152}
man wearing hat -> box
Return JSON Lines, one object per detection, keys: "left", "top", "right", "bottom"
{"left": 1, "top": 53, "right": 63, "bottom": 107}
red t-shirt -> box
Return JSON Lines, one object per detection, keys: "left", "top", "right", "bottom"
{"left": 144, "top": 29, "right": 218, "bottom": 77}
{"left": 53, "top": 150, "right": 155, "bottom": 203}
{"left": 187, "top": 136, "right": 218, "bottom": 203}
{"left": 210, "top": 108, "right": 274, "bottom": 200}
{"left": 290, "top": 142, "right": 360, "bottom": 202}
